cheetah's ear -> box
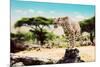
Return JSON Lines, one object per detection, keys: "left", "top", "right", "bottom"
{"left": 63, "top": 16, "right": 68, "bottom": 20}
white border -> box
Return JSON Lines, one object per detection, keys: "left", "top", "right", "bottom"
{"left": 0, "top": 0, "right": 10, "bottom": 67}
{"left": 0, "top": 0, "right": 98, "bottom": 67}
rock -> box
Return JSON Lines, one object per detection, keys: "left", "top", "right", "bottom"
{"left": 20, "top": 57, "right": 44, "bottom": 65}
{"left": 27, "top": 44, "right": 41, "bottom": 51}
{"left": 81, "top": 40, "right": 92, "bottom": 46}
{"left": 10, "top": 54, "right": 55, "bottom": 66}
{"left": 10, "top": 48, "right": 84, "bottom": 66}
{"left": 10, "top": 53, "right": 22, "bottom": 66}
{"left": 11, "top": 62, "right": 24, "bottom": 67}
{"left": 57, "top": 48, "right": 84, "bottom": 63}
{"left": 10, "top": 39, "right": 29, "bottom": 53}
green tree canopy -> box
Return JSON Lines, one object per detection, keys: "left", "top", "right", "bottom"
{"left": 14, "top": 16, "right": 53, "bottom": 45}
{"left": 80, "top": 16, "right": 95, "bottom": 45}
{"left": 80, "top": 16, "right": 95, "bottom": 33}
{"left": 14, "top": 16, "right": 53, "bottom": 28}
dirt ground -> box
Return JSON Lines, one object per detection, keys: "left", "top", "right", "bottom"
{"left": 14, "top": 46, "right": 96, "bottom": 62}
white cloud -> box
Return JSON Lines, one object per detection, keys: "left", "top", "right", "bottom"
{"left": 50, "top": 11, "right": 55, "bottom": 14}
{"left": 23, "top": 11, "right": 27, "bottom": 15}
{"left": 13, "top": 10, "right": 89, "bottom": 23}
{"left": 15, "top": 10, "right": 23, "bottom": 13}
{"left": 28, "top": 9, "right": 35, "bottom": 13}
{"left": 75, "top": 15, "right": 85, "bottom": 20}
{"left": 69, "top": 12, "right": 86, "bottom": 22}
{"left": 15, "top": 9, "right": 27, "bottom": 15}
{"left": 70, "top": 15, "right": 85, "bottom": 22}
{"left": 73, "top": 12, "right": 81, "bottom": 15}
{"left": 37, "top": 11, "right": 44, "bottom": 14}
{"left": 15, "top": 9, "right": 35, "bottom": 15}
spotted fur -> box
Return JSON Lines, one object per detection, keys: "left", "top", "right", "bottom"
{"left": 54, "top": 17, "right": 81, "bottom": 48}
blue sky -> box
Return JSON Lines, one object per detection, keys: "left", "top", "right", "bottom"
{"left": 11, "top": 0, "right": 95, "bottom": 23}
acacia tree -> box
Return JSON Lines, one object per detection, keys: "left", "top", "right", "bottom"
{"left": 14, "top": 16, "right": 53, "bottom": 46}
{"left": 80, "top": 16, "right": 95, "bottom": 45}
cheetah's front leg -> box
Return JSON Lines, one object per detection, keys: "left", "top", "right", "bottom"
{"left": 69, "top": 33, "right": 75, "bottom": 49}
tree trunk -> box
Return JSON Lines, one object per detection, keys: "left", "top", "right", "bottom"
{"left": 90, "top": 32, "right": 95, "bottom": 46}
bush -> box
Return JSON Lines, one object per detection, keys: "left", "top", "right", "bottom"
{"left": 10, "top": 39, "right": 29, "bottom": 53}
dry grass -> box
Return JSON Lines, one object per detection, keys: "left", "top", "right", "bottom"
{"left": 78, "top": 46, "right": 96, "bottom": 62}
{"left": 14, "top": 46, "right": 95, "bottom": 62}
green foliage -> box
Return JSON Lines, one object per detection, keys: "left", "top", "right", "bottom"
{"left": 30, "top": 29, "right": 48, "bottom": 45}
{"left": 14, "top": 16, "right": 53, "bottom": 28}
{"left": 24, "top": 32, "right": 35, "bottom": 41}
{"left": 80, "top": 16, "right": 95, "bottom": 33}
{"left": 80, "top": 16, "right": 95, "bottom": 45}
{"left": 11, "top": 32, "right": 25, "bottom": 41}
{"left": 11, "top": 32, "right": 35, "bottom": 42}
{"left": 14, "top": 16, "right": 54, "bottom": 45}
{"left": 11, "top": 33, "right": 16, "bottom": 38}
{"left": 58, "top": 43, "right": 67, "bottom": 48}
{"left": 46, "top": 32, "right": 57, "bottom": 41}
{"left": 14, "top": 17, "right": 30, "bottom": 28}
{"left": 34, "top": 16, "right": 53, "bottom": 26}
{"left": 30, "top": 29, "right": 57, "bottom": 45}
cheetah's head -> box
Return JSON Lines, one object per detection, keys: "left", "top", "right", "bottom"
{"left": 53, "top": 16, "right": 68, "bottom": 28}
